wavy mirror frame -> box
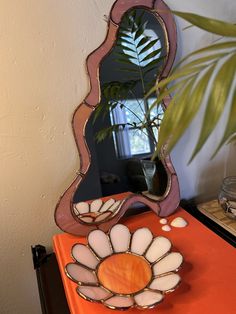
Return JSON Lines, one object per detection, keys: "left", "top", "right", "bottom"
{"left": 55, "top": 0, "right": 180, "bottom": 236}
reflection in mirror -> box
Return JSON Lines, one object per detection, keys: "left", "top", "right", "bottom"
{"left": 74, "top": 198, "right": 124, "bottom": 225}
{"left": 73, "top": 8, "right": 169, "bottom": 224}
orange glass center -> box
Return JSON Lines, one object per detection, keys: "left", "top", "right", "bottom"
{"left": 97, "top": 253, "right": 152, "bottom": 294}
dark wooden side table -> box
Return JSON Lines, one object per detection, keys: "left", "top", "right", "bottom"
{"left": 32, "top": 203, "right": 235, "bottom": 313}
{"left": 31, "top": 245, "right": 70, "bottom": 314}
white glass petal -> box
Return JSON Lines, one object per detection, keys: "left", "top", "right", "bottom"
{"left": 72, "top": 244, "right": 99, "bottom": 269}
{"left": 149, "top": 273, "right": 181, "bottom": 292}
{"left": 104, "top": 296, "right": 134, "bottom": 309}
{"left": 145, "top": 237, "right": 171, "bottom": 263}
{"left": 74, "top": 202, "right": 89, "bottom": 214}
{"left": 131, "top": 228, "right": 153, "bottom": 255}
{"left": 90, "top": 199, "right": 103, "bottom": 212}
{"left": 159, "top": 218, "right": 167, "bottom": 225}
{"left": 153, "top": 252, "right": 183, "bottom": 276}
{"left": 108, "top": 200, "right": 121, "bottom": 212}
{"left": 88, "top": 230, "right": 112, "bottom": 258}
{"left": 79, "top": 216, "right": 94, "bottom": 223}
{"left": 110, "top": 224, "right": 131, "bottom": 253}
{"left": 73, "top": 206, "right": 79, "bottom": 216}
{"left": 99, "top": 198, "right": 115, "bottom": 212}
{"left": 170, "top": 217, "right": 188, "bottom": 228}
{"left": 95, "top": 211, "right": 112, "bottom": 222}
{"left": 77, "top": 286, "right": 112, "bottom": 301}
{"left": 162, "top": 225, "right": 171, "bottom": 232}
{"left": 134, "top": 290, "right": 163, "bottom": 307}
{"left": 66, "top": 263, "right": 97, "bottom": 284}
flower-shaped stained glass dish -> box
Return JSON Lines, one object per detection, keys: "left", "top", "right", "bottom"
{"left": 73, "top": 198, "right": 123, "bottom": 224}
{"left": 65, "top": 224, "right": 183, "bottom": 310}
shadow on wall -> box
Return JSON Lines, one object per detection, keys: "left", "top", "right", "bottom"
{"left": 196, "top": 143, "right": 236, "bottom": 203}
{"left": 225, "top": 144, "right": 236, "bottom": 176}
{"left": 196, "top": 160, "right": 226, "bottom": 203}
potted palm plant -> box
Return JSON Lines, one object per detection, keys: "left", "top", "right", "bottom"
{"left": 149, "top": 11, "right": 236, "bottom": 162}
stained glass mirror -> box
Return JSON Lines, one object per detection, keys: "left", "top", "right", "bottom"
{"left": 55, "top": 0, "right": 180, "bottom": 236}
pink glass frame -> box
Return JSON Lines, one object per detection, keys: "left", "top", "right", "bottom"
{"left": 55, "top": 0, "right": 180, "bottom": 236}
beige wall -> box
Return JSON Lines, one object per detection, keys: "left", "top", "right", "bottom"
{"left": 0, "top": 1, "right": 114, "bottom": 313}
{"left": 0, "top": 0, "right": 235, "bottom": 313}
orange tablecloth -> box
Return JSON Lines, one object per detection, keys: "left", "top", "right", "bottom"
{"left": 53, "top": 208, "right": 236, "bottom": 314}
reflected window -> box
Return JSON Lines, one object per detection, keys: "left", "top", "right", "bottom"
{"left": 110, "top": 99, "right": 164, "bottom": 159}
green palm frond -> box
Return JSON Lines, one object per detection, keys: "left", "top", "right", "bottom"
{"left": 93, "top": 80, "right": 138, "bottom": 124}
{"left": 95, "top": 124, "right": 126, "bottom": 143}
{"left": 149, "top": 12, "right": 236, "bottom": 162}
{"left": 173, "top": 11, "right": 236, "bottom": 37}
{"left": 94, "top": 9, "right": 164, "bottom": 143}
{"left": 116, "top": 9, "right": 163, "bottom": 76}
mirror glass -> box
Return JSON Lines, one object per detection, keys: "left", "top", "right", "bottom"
{"left": 73, "top": 8, "right": 169, "bottom": 220}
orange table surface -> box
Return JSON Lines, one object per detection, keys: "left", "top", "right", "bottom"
{"left": 53, "top": 208, "right": 236, "bottom": 314}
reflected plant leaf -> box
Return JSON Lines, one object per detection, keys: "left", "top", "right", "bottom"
{"left": 94, "top": 8, "right": 165, "bottom": 147}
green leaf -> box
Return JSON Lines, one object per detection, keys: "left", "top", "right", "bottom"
{"left": 130, "top": 9, "right": 137, "bottom": 20}
{"left": 145, "top": 77, "right": 158, "bottom": 90}
{"left": 212, "top": 88, "right": 236, "bottom": 156}
{"left": 179, "top": 52, "right": 227, "bottom": 71}
{"left": 143, "top": 56, "right": 165, "bottom": 75}
{"left": 136, "top": 11, "right": 145, "bottom": 28}
{"left": 131, "top": 19, "right": 138, "bottom": 33}
{"left": 118, "top": 25, "right": 129, "bottom": 32}
{"left": 189, "top": 52, "right": 236, "bottom": 161}
{"left": 182, "top": 24, "right": 195, "bottom": 31}
{"left": 119, "top": 31, "right": 133, "bottom": 39}
{"left": 121, "top": 45, "right": 136, "bottom": 53}
{"left": 174, "top": 41, "right": 236, "bottom": 70}
{"left": 115, "top": 58, "right": 134, "bottom": 65}
{"left": 159, "top": 65, "right": 216, "bottom": 154}
{"left": 111, "top": 102, "right": 119, "bottom": 110}
{"left": 97, "top": 124, "right": 126, "bottom": 142}
{"left": 117, "top": 37, "right": 134, "bottom": 46}
{"left": 147, "top": 76, "right": 194, "bottom": 113}
{"left": 136, "top": 37, "right": 150, "bottom": 48}
{"left": 227, "top": 134, "right": 236, "bottom": 144}
{"left": 139, "top": 39, "right": 159, "bottom": 55}
{"left": 134, "top": 22, "right": 147, "bottom": 41}
{"left": 157, "top": 78, "right": 195, "bottom": 149}
{"left": 110, "top": 85, "right": 118, "bottom": 98}
{"left": 102, "top": 88, "right": 109, "bottom": 99}
{"left": 129, "top": 11, "right": 137, "bottom": 31}
{"left": 146, "top": 64, "right": 206, "bottom": 97}
{"left": 173, "top": 11, "right": 236, "bottom": 37}
{"left": 95, "top": 126, "right": 115, "bottom": 143}
{"left": 92, "top": 105, "right": 103, "bottom": 123}
{"left": 140, "top": 49, "right": 162, "bottom": 62}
